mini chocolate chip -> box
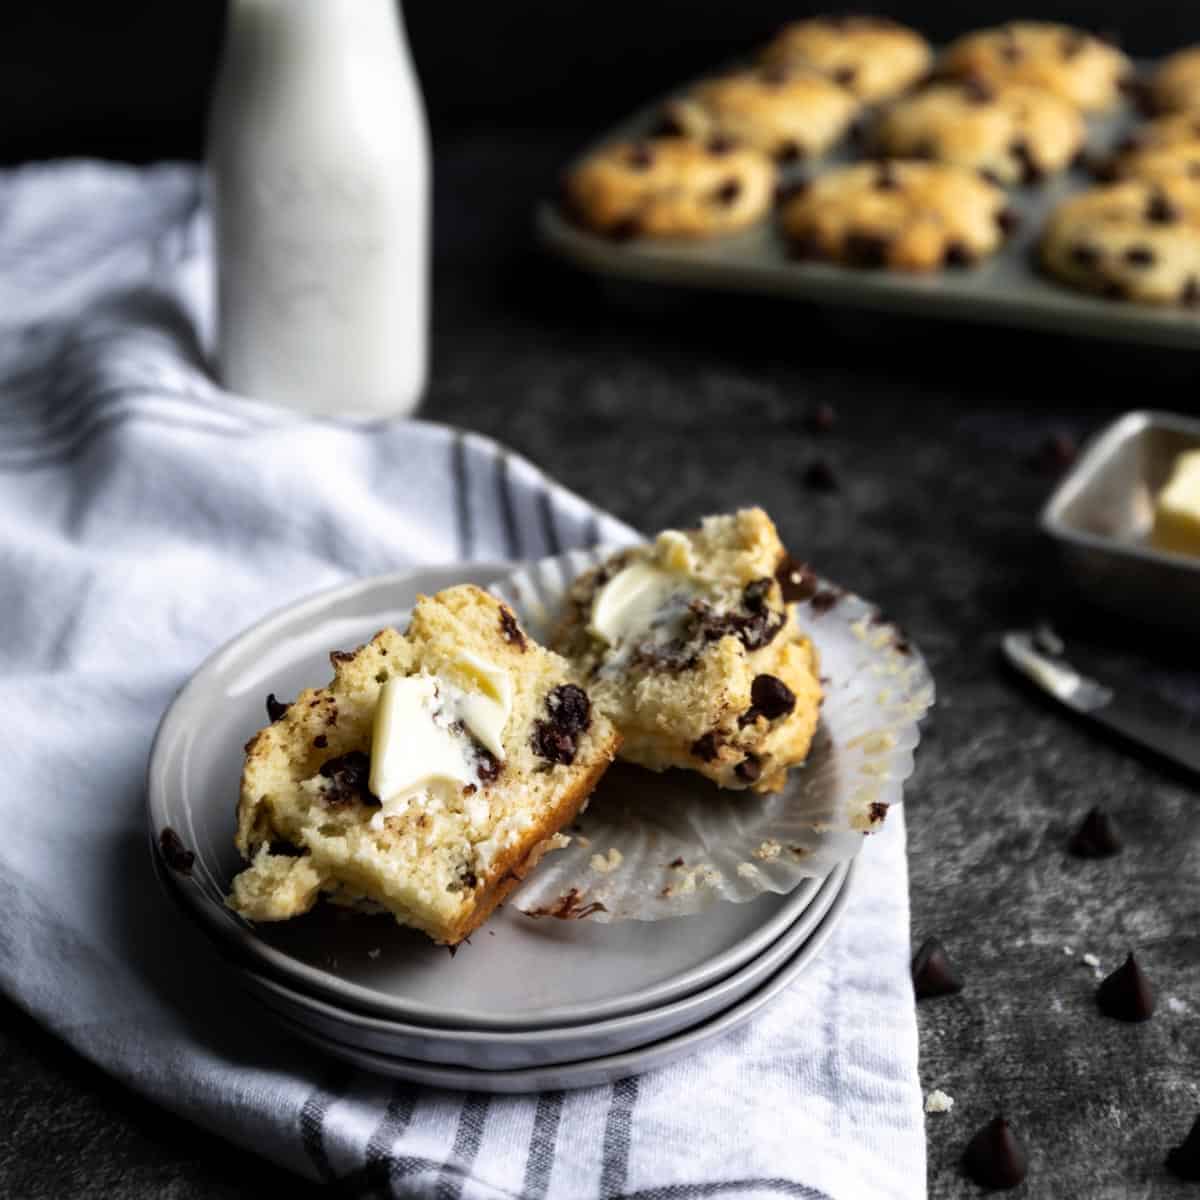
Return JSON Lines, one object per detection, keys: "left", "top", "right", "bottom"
{"left": 459, "top": 867, "right": 479, "bottom": 890}
{"left": 1167, "top": 1114, "right": 1200, "bottom": 1181}
{"left": 1184, "top": 277, "right": 1200, "bottom": 306}
{"left": 499, "top": 606, "right": 527, "bottom": 650}
{"left": 266, "top": 693, "right": 290, "bottom": 723}
{"left": 1069, "top": 807, "right": 1122, "bottom": 857}
{"left": 775, "top": 555, "right": 819, "bottom": 602}
{"left": 963, "top": 1117, "right": 1027, "bottom": 1190}
{"left": 751, "top": 674, "right": 796, "bottom": 720}
{"left": 996, "top": 206, "right": 1021, "bottom": 236}
{"left": 330, "top": 650, "right": 354, "bottom": 663}
{"left": 546, "top": 684, "right": 592, "bottom": 736}
{"left": 875, "top": 163, "right": 900, "bottom": 192}
{"left": 1124, "top": 244, "right": 1155, "bottom": 267}
{"left": 1147, "top": 191, "right": 1178, "bottom": 223}
{"left": 734, "top": 754, "right": 762, "bottom": 783}
{"left": 159, "top": 827, "right": 194, "bottom": 876}
{"left": 313, "top": 734, "right": 328, "bottom": 749}
{"left": 803, "top": 458, "right": 839, "bottom": 491}
{"left": 1097, "top": 952, "right": 1154, "bottom": 1021}
{"left": 962, "top": 76, "right": 995, "bottom": 104}
{"left": 1070, "top": 242, "right": 1101, "bottom": 268}
{"left": 318, "top": 750, "right": 377, "bottom": 807}
{"left": 707, "top": 135, "right": 736, "bottom": 155}
{"left": 911, "top": 936, "right": 963, "bottom": 999}
{"left": 742, "top": 578, "right": 773, "bottom": 613}
{"left": 833, "top": 65, "right": 857, "bottom": 86}
{"left": 805, "top": 402, "right": 836, "bottom": 434}
{"left": 690, "top": 732, "right": 720, "bottom": 762}
{"left": 775, "top": 140, "right": 805, "bottom": 164}
{"left": 712, "top": 178, "right": 742, "bottom": 206}
{"left": 474, "top": 749, "right": 502, "bottom": 784}
{"left": 267, "top": 840, "right": 303, "bottom": 857}
{"left": 843, "top": 232, "right": 889, "bottom": 268}
{"left": 609, "top": 216, "right": 640, "bottom": 242}
{"left": 626, "top": 143, "right": 654, "bottom": 170}
{"left": 532, "top": 721, "right": 577, "bottom": 765}
{"left": 653, "top": 111, "right": 686, "bottom": 138}
{"left": 943, "top": 241, "right": 974, "bottom": 268}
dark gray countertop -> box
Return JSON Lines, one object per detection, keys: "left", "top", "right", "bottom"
{"left": 3, "top": 133, "right": 1197, "bottom": 1199}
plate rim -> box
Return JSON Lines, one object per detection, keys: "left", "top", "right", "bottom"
{"left": 257, "top": 859, "right": 855, "bottom": 1093}
{"left": 147, "top": 562, "right": 836, "bottom": 1030}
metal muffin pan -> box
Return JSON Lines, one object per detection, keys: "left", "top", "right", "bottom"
{"left": 538, "top": 61, "right": 1200, "bottom": 349}
{"left": 252, "top": 869, "right": 854, "bottom": 1095}
{"left": 147, "top": 563, "right": 839, "bottom": 1032}
{"left": 1041, "top": 409, "right": 1200, "bottom": 631}
{"left": 234, "top": 861, "right": 848, "bottom": 1070}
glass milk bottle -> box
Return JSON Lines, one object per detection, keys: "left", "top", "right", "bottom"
{"left": 208, "top": 0, "right": 429, "bottom": 418}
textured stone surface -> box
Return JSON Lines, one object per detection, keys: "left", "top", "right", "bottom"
{"left": 3, "top": 132, "right": 1197, "bottom": 1197}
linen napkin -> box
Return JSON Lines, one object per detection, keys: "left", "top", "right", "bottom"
{"left": 0, "top": 161, "right": 925, "bottom": 1200}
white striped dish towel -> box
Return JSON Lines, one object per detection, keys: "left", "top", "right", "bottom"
{"left": 0, "top": 161, "right": 925, "bottom": 1199}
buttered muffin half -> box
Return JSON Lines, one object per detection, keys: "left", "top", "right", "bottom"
{"left": 552, "top": 509, "right": 823, "bottom": 794}
{"left": 228, "top": 585, "right": 620, "bottom": 944}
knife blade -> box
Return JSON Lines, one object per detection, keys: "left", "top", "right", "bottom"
{"left": 1002, "top": 631, "right": 1200, "bottom": 778}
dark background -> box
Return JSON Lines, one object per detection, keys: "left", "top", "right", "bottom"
{"left": 3, "top": 4, "right": 1200, "bottom": 1200}
{"left": 0, "top": 1, "right": 1196, "bottom": 164}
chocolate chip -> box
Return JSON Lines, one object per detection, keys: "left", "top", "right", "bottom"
{"left": 653, "top": 110, "right": 686, "bottom": 138}
{"left": 313, "top": 734, "right": 328, "bottom": 749}
{"left": 996, "top": 206, "right": 1021, "bottom": 236}
{"left": 1070, "top": 243, "right": 1100, "bottom": 269}
{"left": 803, "top": 458, "right": 839, "bottom": 491}
{"left": 1167, "top": 1114, "right": 1200, "bottom": 1181}
{"left": 159, "top": 827, "right": 194, "bottom": 876}
{"left": 707, "top": 135, "right": 736, "bottom": 156}
{"left": 734, "top": 754, "right": 762, "bottom": 783}
{"left": 1097, "top": 952, "right": 1154, "bottom": 1021}
{"left": 474, "top": 748, "right": 502, "bottom": 785}
{"left": 1146, "top": 191, "right": 1178, "bottom": 224}
{"left": 690, "top": 732, "right": 720, "bottom": 762}
{"left": 911, "top": 936, "right": 963, "bottom": 999}
{"left": 609, "top": 216, "right": 640, "bottom": 242}
{"left": 1183, "top": 277, "right": 1200, "bottom": 306}
{"left": 626, "top": 143, "right": 654, "bottom": 170}
{"left": 805, "top": 402, "right": 836, "bottom": 434}
{"left": 742, "top": 578, "right": 773, "bottom": 613}
{"left": 712, "top": 179, "right": 742, "bottom": 207}
{"left": 1068, "top": 807, "right": 1122, "bottom": 857}
{"left": 963, "top": 1117, "right": 1027, "bottom": 1190}
{"left": 843, "top": 232, "right": 889, "bottom": 268}
{"left": 459, "top": 867, "right": 479, "bottom": 890}
{"left": 330, "top": 650, "right": 355, "bottom": 663}
{"left": 1009, "top": 138, "right": 1042, "bottom": 184}
{"left": 267, "top": 840, "right": 303, "bottom": 857}
{"left": 266, "top": 693, "right": 290, "bottom": 723}
{"left": 546, "top": 684, "right": 592, "bottom": 736}
{"left": 750, "top": 674, "right": 796, "bottom": 719}
{"left": 962, "top": 76, "right": 995, "bottom": 104}
{"left": 943, "top": 241, "right": 974, "bottom": 268}
{"left": 775, "top": 139, "right": 805, "bottom": 164}
{"left": 318, "top": 750, "right": 377, "bottom": 807}
{"left": 776, "top": 554, "right": 820, "bottom": 602}
{"left": 833, "top": 65, "right": 858, "bottom": 87}
{"left": 875, "top": 163, "right": 900, "bottom": 192}
{"left": 499, "top": 606, "right": 527, "bottom": 650}
{"left": 810, "top": 588, "right": 842, "bottom": 614}
{"left": 1124, "top": 244, "right": 1155, "bottom": 267}
{"left": 532, "top": 722, "right": 577, "bottom": 765}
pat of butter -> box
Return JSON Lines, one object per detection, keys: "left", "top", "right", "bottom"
{"left": 448, "top": 650, "right": 512, "bottom": 759}
{"left": 1152, "top": 449, "right": 1200, "bottom": 559}
{"left": 369, "top": 675, "right": 475, "bottom": 809}
{"left": 589, "top": 561, "right": 683, "bottom": 646}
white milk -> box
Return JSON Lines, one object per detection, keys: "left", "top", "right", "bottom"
{"left": 208, "top": 0, "right": 429, "bottom": 417}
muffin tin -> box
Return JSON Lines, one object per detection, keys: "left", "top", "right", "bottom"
{"left": 538, "top": 60, "right": 1200, "bottom": 349}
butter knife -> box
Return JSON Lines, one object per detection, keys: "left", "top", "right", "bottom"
{"left": 1002, "top": 630, "right": 1200, "bottom": 778}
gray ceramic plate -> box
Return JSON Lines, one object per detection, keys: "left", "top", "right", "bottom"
{"left": 538, "top": 65, "right": 1200, "bottom": 350}
{"left": 234, "top": 861, "right": 848, "bottom": 1070}
{"left": 255, "top": 866, "right": 853, "bottom": 1093}
{"left": 147, "top": 563, "right": 836, "bottom": 1031}
{"left": 1041, "top": 409, "right": 1200, "bottom": 630}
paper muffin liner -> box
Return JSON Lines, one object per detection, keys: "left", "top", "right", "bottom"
{"left": 489, "top": 547, "right": 934, "bottom": 922}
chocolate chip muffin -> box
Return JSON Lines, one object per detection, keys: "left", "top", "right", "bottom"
{"left": 1150, "top": 46, "right": 1200, "bottom": 115}
{"left": 940, "top": 22, "right": 1130, "bottom": 112}
{"left": 760, "top": 16, "right": 932, "bottom": 104}
{"left": 562, "top": 137, "right": 775, "bottom": 240}
{"left": 660, "top": 65, "right": 859, "bottom": 163}
{"left": 551, "top": 509, "right": 823, "bottom": 794}
{"left": 1040, "top": 178, "right": 1200, "bottom": 305}
{"left": 229, "top": 585, "right": 620, "bottom": 944}
{"left": 872, "top": 80, "right": 1085, "bottom": 186}
{"left": 781, "top": 160, "right": 1015, "bottom": 271}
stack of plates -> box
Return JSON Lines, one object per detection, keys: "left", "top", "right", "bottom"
{"left": 148, "top": 564, "right": 858, "bottom": 1094}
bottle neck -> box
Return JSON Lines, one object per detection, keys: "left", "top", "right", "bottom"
{"left": 224, "top": 0, "right": 405, "bottom": 63}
